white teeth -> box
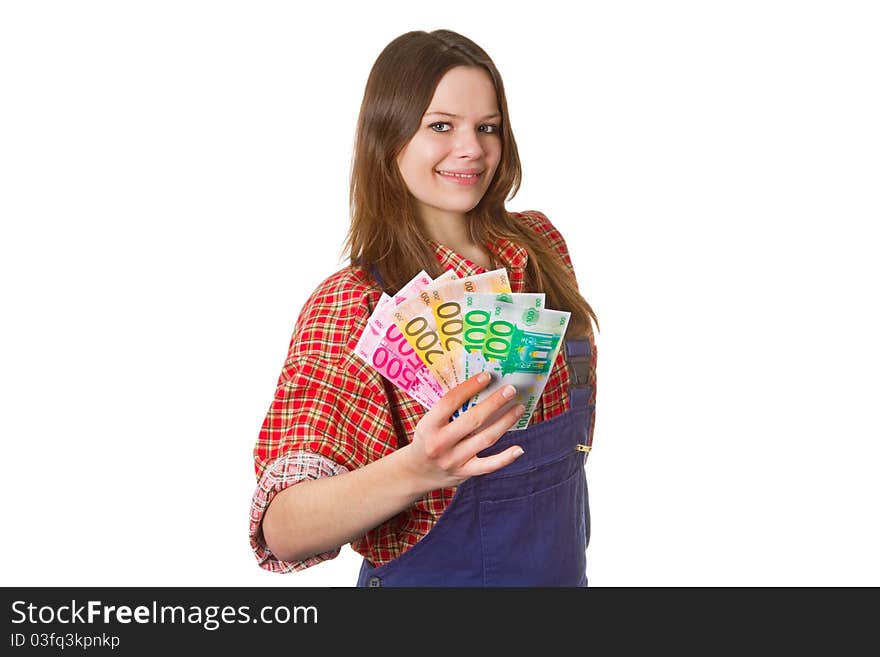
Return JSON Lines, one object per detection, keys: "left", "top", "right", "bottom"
{"left": 438, "top": 171, "right": 479, "bottom": 178}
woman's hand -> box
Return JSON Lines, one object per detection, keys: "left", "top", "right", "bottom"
{"left": 400, "top": 372, "right": 525, "bottom": 491}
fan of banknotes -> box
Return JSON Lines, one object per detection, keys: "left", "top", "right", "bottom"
{"left": 354, "top": 268, "right": 571, "bottom": 431}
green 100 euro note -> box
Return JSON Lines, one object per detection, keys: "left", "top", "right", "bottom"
{"left": 470, "top": 291, "right": 546, "bottom": 311}
{"left": 461, "top": 293, "right": 571, "bottom": 430}
{"left": 448, "top": 291, "right": 545, "bottom": 420}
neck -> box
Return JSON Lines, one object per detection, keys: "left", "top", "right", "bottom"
{"left": 418, "top": 207, "right": 495, "bottom": 270}
{"left": 419, "top": 207, "right": 473, "bottom": 253}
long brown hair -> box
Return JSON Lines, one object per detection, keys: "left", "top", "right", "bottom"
{"left": 342, "top": 29, "right": 599, "bottom": 339}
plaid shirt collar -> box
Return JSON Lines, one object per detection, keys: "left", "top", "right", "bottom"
{"left": 427, "top": 236, "right": 529, "bottom": 292}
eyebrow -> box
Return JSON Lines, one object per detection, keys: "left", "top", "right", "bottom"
{"left": 424, "top": 111, "right": 502, "bottom": 120}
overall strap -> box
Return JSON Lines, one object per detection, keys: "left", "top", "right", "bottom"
{"left": 564, "top": 337, "right": 594, "bottom": 455}
{"left": 564, "top": 337, "right": 593, "bottom": 410}
{"left": 369, "top": 262, "right": 387, "bottom": 293}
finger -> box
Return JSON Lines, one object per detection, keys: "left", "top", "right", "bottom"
{"left": 443, "top": 383, "right": 520, "bottom": 441}
{"left": 449, "top": 402, "right": 525, "bottom": 465}
{"left": 461, "top": 444, "right": 525, "bottom": 478}
{"left": 425, "top": 372, "right": 493, "bottom": 428}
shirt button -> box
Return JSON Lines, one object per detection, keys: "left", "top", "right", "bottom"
{"left": 368, "top": 576, "right": 381, "bottom": 587}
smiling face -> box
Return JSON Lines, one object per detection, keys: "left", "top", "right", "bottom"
{"left": 396, "top": 66, "right": 502, "bottom": 227}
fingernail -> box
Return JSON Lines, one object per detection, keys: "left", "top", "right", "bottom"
{"left": 514, "top": 447, "right": 524, "bottom": 457}
{"left": 477, "top": 372, "right": 490, "bottom": 383}
{"left": 502, "top": 385, "right": 516, "bottom": 398}
{"left": 515, "top": 404, "right": 525, "bottom": 415}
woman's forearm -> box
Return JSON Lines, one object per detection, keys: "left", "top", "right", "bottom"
{"left": 260, "top": 445, "right": 428, "bottom": 563}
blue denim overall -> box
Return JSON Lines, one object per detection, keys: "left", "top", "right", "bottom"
{"left": 356, "top": 263, "right": 595, "bottom": 587}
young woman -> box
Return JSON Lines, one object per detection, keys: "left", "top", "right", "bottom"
{"left": 249, "top": 29, "right": 599, "bottom": 586}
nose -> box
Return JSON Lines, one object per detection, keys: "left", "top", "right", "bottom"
{"left": 452, "top": 127, "right": 486, "bottom": 159}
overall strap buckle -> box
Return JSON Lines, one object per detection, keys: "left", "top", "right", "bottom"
{"left": 566, "top": 354, "right": 591, "bottom": 388}
{"left": 564, "top": 338, "right": 592, "bottom": 389}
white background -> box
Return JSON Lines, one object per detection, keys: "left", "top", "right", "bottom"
{"left": 1, "top": 1, "right": 878, "bottom": 587}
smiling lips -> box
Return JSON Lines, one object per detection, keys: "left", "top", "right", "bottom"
{"left": 436, "top": 168, "right": 483, "bottom": 185}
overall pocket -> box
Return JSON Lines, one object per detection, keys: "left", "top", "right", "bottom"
{"left": 479, "top": 464, "right": 588, "bottom": 586}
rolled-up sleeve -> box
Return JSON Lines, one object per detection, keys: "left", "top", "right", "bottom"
{"left": 250, "top": 271, "right": 400, "bottom": 573}
{"left": 249, "top": 449, "right": 348, "bottom": 573}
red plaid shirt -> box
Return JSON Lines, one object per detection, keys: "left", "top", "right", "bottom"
{"left": 250, "top": 210, "right": 597, "bottom": 573}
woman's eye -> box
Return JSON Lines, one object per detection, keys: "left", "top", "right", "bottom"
{"left": 429, "top": 122, "right": 501, "bottom": 134}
